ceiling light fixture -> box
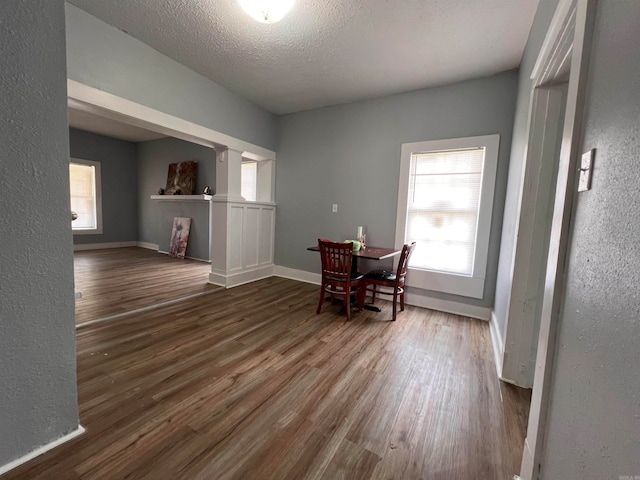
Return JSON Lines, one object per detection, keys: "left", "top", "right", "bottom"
{"left": 239, "top": 0, "right": 294, "bottom": 24}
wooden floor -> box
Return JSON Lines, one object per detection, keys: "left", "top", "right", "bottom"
{"left": 74, "top": 247, "right": 216, "bottom": 325}
{"left": 5, "top": 276, "right": 530, "bottom": 480}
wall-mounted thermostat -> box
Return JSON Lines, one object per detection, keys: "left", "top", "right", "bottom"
{"left": 578, "top": 148, "right": 595, "bottom": 192}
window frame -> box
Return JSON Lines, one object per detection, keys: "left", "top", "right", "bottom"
{"left": 70, "top": 157, "right": 103, "bottom": 235}
{"left": 395, "top": 134, "right": 499, "bottom": 298}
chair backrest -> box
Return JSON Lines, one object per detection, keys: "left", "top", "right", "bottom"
{"left": 318, "top": 239, "right": 354, "bottom": 282}
{"left": 395, "top": 242, "right": 416, "bottom": 286}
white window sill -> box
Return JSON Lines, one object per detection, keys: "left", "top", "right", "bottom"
{"left": 72, "top": 228, "right": 103, "bottom": 235}
{"left": 407, "top": 267, "right": 484, "bottom": 299}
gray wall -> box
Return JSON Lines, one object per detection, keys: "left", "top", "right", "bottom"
{"left": 540, "top": 1, "right": 640, "bottom": 477}
{"left": 65, "top": 3, "right": 278, "bottom": 152}
{"left": 137, "top": 137, "right": 216, "bottom": 261}
{"left": 493, "top": 0, "right": 560, "bottom": 338}
{"left": 70, "top": 128, "right": 138, "bottom": 245}
{"left": 0, "top": 0, "right": 79, "bottom": 468}
{"left": 275, "top": 71, "right": 518, "bottom": 308}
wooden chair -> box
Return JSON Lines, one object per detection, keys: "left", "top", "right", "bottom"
{"left": 359, "top": 242, "right": 416, "bottom": 321}
{"left": 316, "top": 239, "right": 364, "bottom": 321}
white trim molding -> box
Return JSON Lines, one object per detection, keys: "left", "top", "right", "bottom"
{"left": 490, "top": 311, "right": 505, "bottom": 378}
{"left": 0, "top": 425, "right": 86, "bottom": 477}
{"left": 210, "top": 200, "right": 276, "bottom": 289}
{"left": 137, "top": 241, "right": 159, "bottom": 251}
{"left": 404, "top": 292, "right": 491, "bottom": 321}
{"left": 272, "top": 265, "right": 490, "bottom": 320}
{"left": 273, "top": 265, "right": 321, "bottom": 285}
{"left": 73, "top": 241, "right": 137, "bottom": 251}
{"left": 519, "top": 1, "right": 596, "bottom": 478}
{"left": 209, "top": 265, "right": 274, "bottom": 289}
{"left": 396, "top": 134, "right": 500, "bottom": 299}
{"left": 67, "top": 80, "right": 276, "bottom": 161}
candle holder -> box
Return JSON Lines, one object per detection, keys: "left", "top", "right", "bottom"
{"left": 357, "top": 226, "right": 366, "bottom": 248}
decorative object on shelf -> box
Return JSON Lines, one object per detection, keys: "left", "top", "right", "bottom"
{"left": 157, "top": 187, "right": 165, "bottom": 195}
{"left": 71, "top": 211, "right": 78, "bottom": 221}
{"left": 173, "top": 189, "right": 182, "bottom": 195}
{"left": 203, "top": 185, "right": 212, "bottom": 195}
{"left": 165, "top": 161, "right": 197, "bottom": 195}
{"left": 169, "top": 217, "right": 191, "bottom": 259}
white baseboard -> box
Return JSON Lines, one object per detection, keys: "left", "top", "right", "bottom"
{"left": 519, "top": 438, "right": 534, "bottom": 480}
{"left": 273, "top": 265, "right": 490, "bottom": 320}
{"left": 73, "top": 241, "right": 137, "bottom": 251}
{"left": 489, "top": 312, "right": 527, "bottom": 386}
{"left": 404, "top": 292, "right": 491, "bottom": 321}
{"left": 137, "top": 241, "right": 159, "bottom": 250}
{"left": 490, "top": 311, "right": 505, "bottom": 378}
{"left": 0, "top": 425, "right": 85, "bottom": 476}
{"left": 273, "top": 265, "right": 321, "bottom": 285}
{"left": 209, "top": 265, "right": 275, "bottom": 288}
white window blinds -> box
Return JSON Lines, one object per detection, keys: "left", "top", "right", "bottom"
{"left": 69, "top": 162, "right": 97, "bottom": 230}
{"left": 406, "top": 147, "right": 485, "bottom": 276}
{"left": 241, "top": 161, "right": 257, "bottom": 202}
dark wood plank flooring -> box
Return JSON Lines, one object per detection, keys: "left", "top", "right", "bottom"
{"left": 74, "top": 247, "right": 216, "bottom": 325}
{"left": 5, "top": 276, "right": 530, "bottom": 480}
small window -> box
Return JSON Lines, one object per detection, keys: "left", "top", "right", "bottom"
{"left": 69, "top": 158, "right": 102, "bottom": 234}
{"left": 396, "top": 135, "right": 499, "bottom": 298}
{"left": 407, "top": 147, "right": 484, "bottom": 276}
{"left": 241, "top": 161, "right": 257, "bottom": 202}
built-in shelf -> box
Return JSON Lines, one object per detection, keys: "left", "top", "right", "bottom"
{"left": 150, "top": 194, "right": 212, "bottom": 202}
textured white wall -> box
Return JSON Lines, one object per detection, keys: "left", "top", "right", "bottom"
{"left": 540, "top": 1, "right": 640, "bottom": 477}
{"left": 0, "top": 0, "right": 79, "bottom": 468}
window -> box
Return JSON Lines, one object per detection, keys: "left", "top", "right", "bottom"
{"left": 395, "top": 135, "right": 499, "bottom": 298}
{"left": 69, "top": 158, "right": 102, "bottom": 234}
{"left": 241, "top": 160, "right": 257, "bottom": 201}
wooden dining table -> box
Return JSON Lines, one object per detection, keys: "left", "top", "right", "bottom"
{"left": 307, "top": 244, "right": 402, "bottom": 312}
{"left": 307, "top": 244, "right": 401, "bottom": 269}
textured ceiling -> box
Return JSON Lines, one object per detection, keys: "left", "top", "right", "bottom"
{"left": 68, "top": 0, "right": 540, "bottom": 115}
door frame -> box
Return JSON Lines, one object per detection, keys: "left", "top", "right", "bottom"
{"left": 502, "top": 85, "right": 565, "bottom": 387}
{"left": 518, "top": 0, "right": 596, "bottom": 478}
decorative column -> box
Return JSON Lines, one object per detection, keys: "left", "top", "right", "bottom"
{"left": 214, "top": 147, "right": 244, "bottom": 202}
{"left": 209, "top": 147, "right": 277, "bottom": 288}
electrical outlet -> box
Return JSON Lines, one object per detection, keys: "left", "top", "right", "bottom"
{"left": 332, "top": 203, "right": 338, "bottom": 213}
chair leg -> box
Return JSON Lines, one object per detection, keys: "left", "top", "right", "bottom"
{"left": 345, "top": 292, "right": 351, "bottom": 321}
{"left": 371, "top": 284, "right": 377, "bottom": 304}
{"left": 358, "top": 285, "right": 365, "bottom": 311}
{"left": 400, "top": 291, "right": 405, "bottom": 312}
{"left": 316, "top": 284, "right": 325, "bottom": 314}
{"left": 392, "top": 290, "right": 398, "bottom": 321}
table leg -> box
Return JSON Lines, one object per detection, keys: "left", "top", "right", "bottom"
{"left": 354, "top": 257, "right": 382, "bottom": 312}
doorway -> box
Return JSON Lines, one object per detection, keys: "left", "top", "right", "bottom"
{"left": 515, "top": 0, "right": 596, "bottom": 478}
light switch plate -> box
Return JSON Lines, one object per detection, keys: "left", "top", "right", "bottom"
{"left": 578, "top": 148, "right": 595, "bottom": 192}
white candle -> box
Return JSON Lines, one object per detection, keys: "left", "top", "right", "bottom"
{"left": 357, "top": 226, "right": 363, "bottom": 239}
